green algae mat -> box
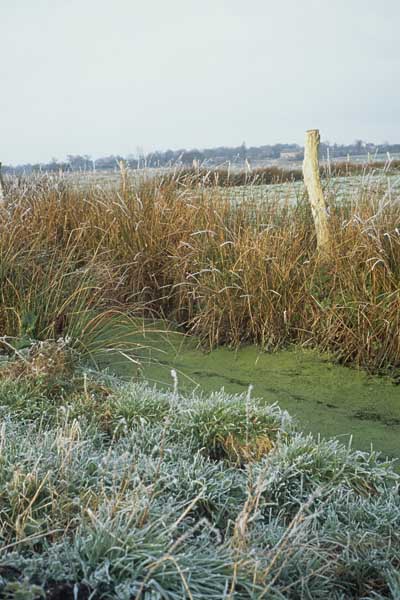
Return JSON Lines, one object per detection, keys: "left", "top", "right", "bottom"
{"left": 96, "top": 323, "right": 400, "bottom": 460}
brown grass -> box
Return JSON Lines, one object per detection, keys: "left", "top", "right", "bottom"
{"left": 1, "top": 173, "right": 400, "bottom": 371}
{"left": 0, "top": 340, "right": 73, "bottom": 381}
{"left": 222, "top": 433, "right": 275, "bottom": 465}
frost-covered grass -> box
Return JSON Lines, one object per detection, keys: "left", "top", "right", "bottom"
{"left": 0, "top": 360, "right": 399, "bottom": 599}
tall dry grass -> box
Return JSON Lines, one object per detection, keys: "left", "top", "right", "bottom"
{"left": 1, "top": 172, "right": 400, "bottom": 370}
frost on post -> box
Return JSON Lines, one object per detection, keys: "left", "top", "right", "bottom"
{"left": 303, "top": 130, "right": 330, "bottom": 257}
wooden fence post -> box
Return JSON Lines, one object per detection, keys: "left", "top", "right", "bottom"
{"left": 303, "top": 129, "right": 330, "bottom": 256}
{"left": 119, "top": 159, "right": 128, "bottom": 197}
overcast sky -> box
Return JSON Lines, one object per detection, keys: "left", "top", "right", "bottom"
{"left": 2, "top": 0, "right": 399, "bottom": 164}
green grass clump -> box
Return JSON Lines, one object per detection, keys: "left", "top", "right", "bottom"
{"left": 0, "top": 364, "right": 399, "bottom": 599}
{"left": 174, "top": 388, "right": 293, "bottom": 463}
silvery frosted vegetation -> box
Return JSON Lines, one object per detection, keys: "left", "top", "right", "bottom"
{"left": 0, "top": 362, "right": 399, "bottom": 599}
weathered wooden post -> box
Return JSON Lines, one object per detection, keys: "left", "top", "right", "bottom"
{"left": 0, "top": 162, "right": 5, "bottom": 204}
{"left": 119, "top": 159, "right": 128, "bottom": 197}
{"left": 303, "top": 129, "right": 330, "bottom": 257}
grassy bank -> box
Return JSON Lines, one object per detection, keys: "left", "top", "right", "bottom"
{"left": 0, "top": 347, "right": 399, "bottom": 598}
{"left": 1, "top": 173, "right": 400, "bottom": 371}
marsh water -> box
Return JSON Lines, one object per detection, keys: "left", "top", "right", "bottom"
{"left": 96, "top": 323, "right": 400, "bottom": 461}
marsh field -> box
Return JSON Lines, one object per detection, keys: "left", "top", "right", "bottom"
{"left": 1, "top": 165, "right": 400, "bottom": 598}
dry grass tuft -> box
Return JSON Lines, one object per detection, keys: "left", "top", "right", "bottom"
{"left": 0, "top": 339, "right": 73, "bottom": 382}
{"left": 1, "top": 172, "right": 400, "bottom": 370}
{"left": 222, "top": 433, "right": 275, "bottom": 465}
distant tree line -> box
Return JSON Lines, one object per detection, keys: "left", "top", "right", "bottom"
{"left": 4, "top": 140, "right": 400, "bottom": 174}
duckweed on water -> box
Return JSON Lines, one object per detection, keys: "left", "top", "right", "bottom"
{"left": 95, "top": 324, "right": 400, "bottom": 460}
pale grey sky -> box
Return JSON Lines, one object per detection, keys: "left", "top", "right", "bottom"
{"left": 2, "top": 0, "right": 399, "bottom": 164}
